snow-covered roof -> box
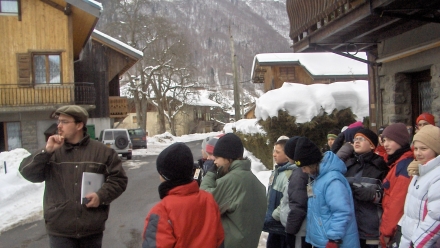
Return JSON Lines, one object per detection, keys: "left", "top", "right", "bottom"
{"left": 251, "top": 53, "right": 368, "bottom": 79}
{"left": 255, "top": 80, "right": 369, "bottom": 123}
{"left": 187, "top": 96, "right": 221, "bottom": 107}
{"left": 92, "top": 30, "right": 143, "bottom": 59}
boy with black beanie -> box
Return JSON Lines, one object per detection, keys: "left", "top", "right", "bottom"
{"left": 142, "top": 142, "right": 224, "bottom": 248}
{"left": 200, "top": 133, "right": 267, "bottom": 248}
{"left": 344, "top": 128, "right": 388, "bottom": 247}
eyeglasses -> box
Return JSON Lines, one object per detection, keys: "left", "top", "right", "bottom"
{"left": 353, "top": 137, "right": 366, "bottom": 143}
{"left": 57, "top": 120, "right": 76, "bottom": 125}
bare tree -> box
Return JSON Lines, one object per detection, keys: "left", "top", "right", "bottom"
{"left": 100, "top": 0, "right": 197, "bottom": 134}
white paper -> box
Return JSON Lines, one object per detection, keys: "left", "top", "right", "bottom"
{"left": 81, "top": 172, "right": 104, "bottom": 204}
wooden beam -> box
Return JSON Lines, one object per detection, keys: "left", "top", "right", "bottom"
{"left": 40, "top": 0, "right": 64, "bottom": 12}
{"left": 292, "top": 0, "right": 394, "bottom": 52}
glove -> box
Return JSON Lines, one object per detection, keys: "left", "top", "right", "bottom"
{"left": 208, "top": 164, "right": 217, "bottom": 173}
{"left": 325, "top": 240, "right": 340, "bottom": 248}
{"left": 407, "top": 159, "right": 420, "bottom": 176}
{"left": 350, "top": 183, "right": 377, "bottom": 201}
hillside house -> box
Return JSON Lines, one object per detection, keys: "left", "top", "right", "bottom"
{"left": 117, "top": 94, "right": 224, "bottom": 136}
{"left": 286, "top": 0, "right": 440, "bottom": 129}
{"left": 0, "top": 0, "right": 142, "bottom": 152}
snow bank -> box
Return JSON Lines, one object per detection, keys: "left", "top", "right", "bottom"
{"left": 255, "top": 81, "right": 369, "bottom": 123}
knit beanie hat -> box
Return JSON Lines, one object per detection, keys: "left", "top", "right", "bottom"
{"left": 284, "top": 136, "right": 300, "bottom": 160}
{"left": 156, "top": 142, "right": 194, "bottom": 181}
{"left": 277, "top": 135, "right": 289, "bottom": 141}
{"left": 327, "top": 129, "right": 340, "bottom": 139}
{"left": 205, "top": 134, "right": 224, "bottom": 154}
{"left": 213, "top": 133, "right": 244, "bottom": 160}
{"left": 416, "top": 113, "right": 435, "bottom": 126}
{"left": 412, "top": 124, "right": 440, "bottom": 155}
{"left": 293, "top": 137, "right": 323, "bottom": 167}
{"left": 382, "top": 123, "right": 410, "bottom": 147}
{"left": 201, "top": 136, "right": 211, "bottom": 152}
{"left": 355, "top": 128, "right": 379, "bottom": 148}
{"left": 378, "top": 126, "right": 387, "bottom": 135}
{"left": 344, "top": 126, "right": 364, "bottom": 143}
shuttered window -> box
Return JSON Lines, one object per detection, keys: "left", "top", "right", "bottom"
{"left": 17, "top": 53, "right": 31, "bottom": 86}
{"left": 0, "top": 0, "right": 18, "bottom": 13}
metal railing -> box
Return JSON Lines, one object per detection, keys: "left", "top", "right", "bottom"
{"left": 0, "top": 82, "right": 96, "bottom": 107}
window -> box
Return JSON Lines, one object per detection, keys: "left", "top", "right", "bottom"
{"left": 33, "top": 54, "right": 61, "bottom": 84}
{"left": 132, "top": 116, "right": 137, "bottom": 123}
{"left": 0, "top": 0, "right": 18, "bottom": 13}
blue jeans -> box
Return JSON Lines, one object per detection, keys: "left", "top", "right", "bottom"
{"left": 49, "top": 233, "right": 103, "bottom": 248}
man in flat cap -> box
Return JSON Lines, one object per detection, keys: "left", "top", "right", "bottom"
{"left": 19, "top": 105, "right": 128, "bottom": 248}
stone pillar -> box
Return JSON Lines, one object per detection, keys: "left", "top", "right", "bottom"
{"left": 21, "top": 120, "right": 38, "bottom": 153}
{"left": 381, "top": 73, "right": 412, "bottom": 124}
{"left": 430, "top": 64, "right": 440, "bottom": 126}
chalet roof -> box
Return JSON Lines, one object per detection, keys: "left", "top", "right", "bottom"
{"left": 92, "top": 30, "right": 143, "bottom": 60}
{"left": 187, "top": 96, "right": 221, "bottom": 107}
{"left": 251, "top": 52, "right": 368, "bottom": 79}
{"left": 66, "top": 0, "right": 102, "bottom": 17}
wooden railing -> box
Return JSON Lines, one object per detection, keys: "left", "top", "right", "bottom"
{"left": 287, "top": 0, "right": 365, "bottom": 42}
{"left": 109, "top": 96, "right": 128, "bottom": 118}
{"left": 0, "top": 82, "right": 96, "bottom": 107}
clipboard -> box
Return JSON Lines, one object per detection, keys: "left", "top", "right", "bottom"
{"left": 81, "top": 172, "right": 104, "bottom": 204}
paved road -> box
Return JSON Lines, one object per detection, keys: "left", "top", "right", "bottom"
{"left": 0, "top": 140, "right": 203, "bottom": 248}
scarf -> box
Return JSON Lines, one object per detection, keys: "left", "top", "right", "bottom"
{"left": 386, "top": 144, "right": 410, "bottom": 167}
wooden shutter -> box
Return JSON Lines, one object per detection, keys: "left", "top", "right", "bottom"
{"left": 17, "top": 53, "right": 31, "bottom": 86}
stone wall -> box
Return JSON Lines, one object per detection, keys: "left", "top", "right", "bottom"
{"left": 21, "top": 120, "right": 38, "bottom": 153}
{"left": 431, "top": 63, "right": 440, "bottom": 126}
{"left": 380, "top": 73, "right": 412, "bottom": 125}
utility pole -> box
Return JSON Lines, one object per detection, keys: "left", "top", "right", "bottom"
{"left": 229, "top": 25, "right": 240, "bottom": 121}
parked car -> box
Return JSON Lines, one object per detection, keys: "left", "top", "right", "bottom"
{"left": 128, "top": 128, "right": 148, "bottom": 149}
{"left": 98, "top": 129, "right": 132, "bottom": 160}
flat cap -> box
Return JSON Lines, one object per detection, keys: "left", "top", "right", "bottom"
{"left": 55, "top": 105, "right": 88, "bottom": 124}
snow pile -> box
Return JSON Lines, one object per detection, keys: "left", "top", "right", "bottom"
{"left": 0, "top": 149, "right": 44, "bottom": 234}
{"left": 223, "top": 119, "right": 266, "bottom": 135}
{"left": 255, "top": 81, "right": 369, "bottom": 123}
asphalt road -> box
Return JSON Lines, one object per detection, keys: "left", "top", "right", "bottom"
{"left": 0, "top": 140, "right": 203, "bottom": 248}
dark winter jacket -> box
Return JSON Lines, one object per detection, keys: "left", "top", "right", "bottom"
{"left": 345, "top": 151, "right": 388, "bottom": 240}
{"left": 19, "top": 134, "right": 128, "bottom": 238}
{"left": 263, "top": 162, "right": 293, "bottom": 235}
{"left": 279, "top": 165, "right": 309, "bottom": 236}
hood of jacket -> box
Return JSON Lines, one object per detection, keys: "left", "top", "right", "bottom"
{"left": 317, "top": 151, "right": 347, "bottom": 179}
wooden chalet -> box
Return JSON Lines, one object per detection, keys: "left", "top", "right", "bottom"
{"left": 0, "top": 0, "right": 142, "bottom": 152}
{"left": 251, "top": 53, "right": 368, "bottom": 93}
{"left": 286, "top": 0, "right": 440, "bottom": 129}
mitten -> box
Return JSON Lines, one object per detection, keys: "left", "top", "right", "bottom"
{"left": 407, "top": 159, "right": 420, "bottom": 176}
{"left": 325, "top": 240, "right": 340, "bottom": 248}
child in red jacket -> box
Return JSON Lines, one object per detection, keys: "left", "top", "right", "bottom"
{"left": 379, "top": 123, "right": 413, "bottom": 248}
{"left": 142, "top": 142, "right": 224, "bottom": 248}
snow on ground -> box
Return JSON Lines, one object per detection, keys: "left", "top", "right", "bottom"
{"left": 0, "top": 131, "right": 271, "bottom": 235}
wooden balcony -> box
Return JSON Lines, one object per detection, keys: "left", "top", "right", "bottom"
{"left": 0, "top": 82, "right": 96, "bottom": 107}
{"left": 287, "top": 0, "right": 364, "bottom": 43}
{"left": 109, "top": 96, "right": 128, "bottom": 118}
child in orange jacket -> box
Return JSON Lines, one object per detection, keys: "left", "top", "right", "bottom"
{"left": 142, "top": 142, "right": 224, "bottom": 248}
{"left": 379, "top": 123, "right": 414, "bottom": 248}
